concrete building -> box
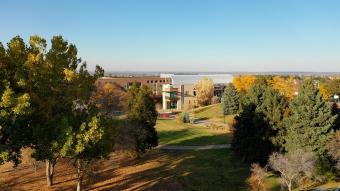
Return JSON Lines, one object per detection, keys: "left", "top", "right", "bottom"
{"left": 161, "top": 74, "right": 233, "bottom": 111}
{"left": 96, "top": 76, "right": 171, "bottom": 109}
{"left": 95, "top": 74, "right": 233, "bottom": 111}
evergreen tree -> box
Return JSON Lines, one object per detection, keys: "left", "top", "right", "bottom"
{"left": 123, "top": 85, "right": 158, "bottom": 156}
{"left": 221, "top": 83, "right": 239, "bottom": 118}
{"left": 232, "top": 104, "right": 274, "bottom": 165}
{"left": 232, "top": 83, "right": 288, "bottom": 164}
{"left": 284, "top": 81, "right": 337, "bottom": 155}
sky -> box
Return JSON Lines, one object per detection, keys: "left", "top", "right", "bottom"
{"left": 1, "top": 0, "right": 340, "bottom": 72}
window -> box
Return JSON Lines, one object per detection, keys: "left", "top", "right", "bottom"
{"left": 147, "top": 80, "right": 149, "bottom": 83}
{"left": 155, "top": 80, "right": 158, "bottom": 83}
{"left": 151, "top": 80, "right": 153, "bottom": 83}
{"left": 193, "top": 91, "right": 196, "bottom": 96}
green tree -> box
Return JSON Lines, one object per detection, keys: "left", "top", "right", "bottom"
{"left": 221, "top": 83, "right": 239, "bottom": 123}
{"left": 60, "top": 111, "right": 115, "bottom": 191}
{"left": 232, "top": 83, "right": 288, "bottom": 164}
{"left": 232, "top": 104, "right": 274, "bottom": 165}
{"left": 122, "top": 85, "right": 158, "bottom": 156}
{"left": 24, "top": 35, "right": 104, "bottom": 186}
{"left": 284, "top": 81, "right": 337, "bottom": 155}
{"left": 0, "top": 37, "right": 31, "bottom": 165}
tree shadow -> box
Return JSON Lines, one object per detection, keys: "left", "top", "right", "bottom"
{"left": 87, "top": 149, "right": 250, "bottom": 191}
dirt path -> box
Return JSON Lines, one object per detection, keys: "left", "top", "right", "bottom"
{"left": 157, "top": 144, "right": 231, "bottom": 150}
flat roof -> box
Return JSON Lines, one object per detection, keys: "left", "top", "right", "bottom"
{"left": 162, "top": 74, "right": 233, "bottom": 85}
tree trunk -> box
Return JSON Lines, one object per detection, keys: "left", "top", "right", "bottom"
{"left": 46, "top": 160, "right": 55, "bottom": 186}
{"left": 76, "top": 178, "right": 82, "bottom": 191}
{"left": 287, "top": 182, "right": 292, "bottom": 191}
{"left": 76, "top": 160, "right": 83, "bottom": 191}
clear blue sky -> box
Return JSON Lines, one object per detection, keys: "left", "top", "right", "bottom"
{"left": 1, "top": 0, "right": 340, "bottom": 72}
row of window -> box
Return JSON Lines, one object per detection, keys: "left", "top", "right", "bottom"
{"left": 147, "top": 79, "right": 168, "bottom": 84}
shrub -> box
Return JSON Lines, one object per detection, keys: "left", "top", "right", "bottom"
{"left": 176, "top": 112, "right": 190, "bottom": 123}
{"left": 248, "top": 163, "right": 267, "bottom": 191}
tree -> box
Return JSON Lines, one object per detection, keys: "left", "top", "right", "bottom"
{"left": 195, "top": 77, "right": 214, "bottom": 106}
{"left": 269, "top": 150, "right": 317, "bottom": 191}
{"left": 232, "top": 104, "right": 274, "bottom": 165}
{"left": 232, "top": 83, "right": 288, "bottom": 164}
{"left": 60, "top": 113, "right": 115, "bottom": 191}
{"left": 232, "top": 75, "right": 256, "bottom": 93}
{"left": 221, "top": 83, "right": 239, "bottom": 121}
{"left": 283, "top": 81, "right": 337, "bottom": 155}
{"left": 122, "top": 85, "right": 158, "bottom": 156}
{"left": 323, "top": 78, "right": 340, "bottom": 96}
{"left": 248, "top": 163, "right": 267, "bottom": 191}
{"left": 319, "top": 83, "right": 331, "bottom": 101}
{"left": 21, "top": 35, "right": 104, "bottom": 186}
{"left": 269, "top": 76, "right": 298, "bottom": 100}
{"left": 0, "top": 37, "right": 31, "bottom": 165}
{"left": 326, "top": 131, "right": 340, "bottom": 170}
{"left": 91, "top": 82, "right": 125, "bottom": 116}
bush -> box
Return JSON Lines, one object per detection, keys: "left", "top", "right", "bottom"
{"left": 211, "top": 96, "right": 220, "bottom": 104}
{"left": 248, "top": 163, "right": 267, "bottom": 191}
{"left": 176, "top": 112, "right": 190, "bottom": 123}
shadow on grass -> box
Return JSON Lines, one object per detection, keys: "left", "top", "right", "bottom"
{"left": 158, "top": 128, "right": 232, "bottom": 146}
{"left": 89, "top": 149, "right": 250, "bottom": 191}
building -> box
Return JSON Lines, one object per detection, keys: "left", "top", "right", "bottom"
{"left": 95, "top": 74, "right": 233, "bottom": 111}
{"left": 96, "top": 76, "right": 171, "bottom": 109}
{"left": 161, "top": 74, "right": 233, "bottom": 111}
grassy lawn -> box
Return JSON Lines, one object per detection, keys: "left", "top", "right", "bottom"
{"left": 192, "top": 103, "right": 235, "bottom": 124}
{"left": 192, "top": 103, "right": 224, "bottom": 120}
{"left": 156, "top": 118, "right": 232, "bottom": 146}
{"left": 0, "top": 149, "right": 250, "bottom": 191}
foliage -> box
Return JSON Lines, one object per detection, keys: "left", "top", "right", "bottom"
{"left": 59, "top": 114, "right": 115, "bottom": 191}
{"left": 326, "top": 131, "right": 340, "bottom": 170}
{"left": 195, "top": 77, "right": 214, "bottom": 106}
{"left": 0, "top": 37, "right": 31, "bottom": 165}
{"left": 221, "top": 83, "right": 239, "bottom": 115}
{"left": 232, "top": 83, "right": 288, "bottom": 164}
{"left": 319, "top": 84, "right": 331, "bottom": 101}
{"left": 269, "top": 76, "right": 298, "bottom": 100}
{"left": 122, "top": 85, "right": 158, "bottom": 156}
{"left": 248, "top": 163, "right": 268, "bottom": 191}
{"left": 269, "top": 150, "right": 317, "bottom": 191}
{"left": 232, "top": 104, "right": 274, "bottom": 165}
{"left": 176, "top": 111, "right": 190, "bottom": 123}
{"left": 91, "top": 82, "right": 125, "bottom": 116}
{"left": 232, "top": 75, "right": 256, "bottom": 93}
{"left": 0, "top": 35, "right": 106, "bottom": 189}
{"left": 283, "top": 80, "right": 337, "bottom": 155}
{"left": 322, "top": 78, "right": 340, "bottom": 96}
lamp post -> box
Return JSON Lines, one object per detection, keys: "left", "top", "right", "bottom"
{"left": 334, "top": 94, "right": 339, "bottom": 103}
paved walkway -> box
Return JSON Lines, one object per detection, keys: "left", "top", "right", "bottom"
{"left": 157, "top": 144, "right": 231, "bottom": 151}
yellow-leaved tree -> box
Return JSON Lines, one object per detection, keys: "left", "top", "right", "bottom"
{"left": 269, "top": 76, "right": 298, "bottom": 100}
{"left": 232, "top": 75, "right": 256, "bottom": 93}
{"left": 195, "top": 77, "right": 214, "bottom": 106}
{"left": 319, "top": 83, "right": 331, "bottom": 101}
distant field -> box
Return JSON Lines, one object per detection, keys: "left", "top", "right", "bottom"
{"left": 156, "top": 118, "right": 232, "bottom": 146}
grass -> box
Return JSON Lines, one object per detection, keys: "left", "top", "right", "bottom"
{"left": 156, "top": 118, "right": 232, "bottom": 146}
{"left": 1, "top": 104, "right": 338, "bottom": 191}
{"left": 0, "top": 149, "right": 251, "bottom": 191}
{"left": 193, "top": 103, "right": 224, "bottom": 120}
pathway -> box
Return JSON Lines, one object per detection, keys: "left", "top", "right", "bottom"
{"left": 157, "top": 144, "right": 231, "bottom": 151}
